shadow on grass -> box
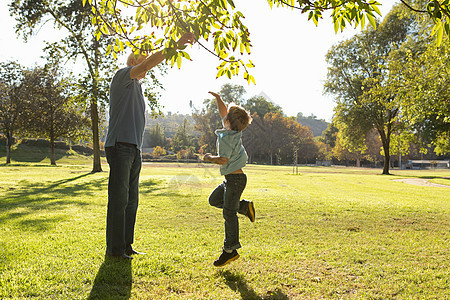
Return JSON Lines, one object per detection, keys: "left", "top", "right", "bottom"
{"left": 220, "top": 270, "right": 289, "bottom": 300}
{"left": 0, "top": 144, "right": 67, "bottom": 163}
{"left": 88, "top": 259, "right": 132, "bottom": 300}
{"left": 0, "top": 173, "right": 107, "bottom": 226}
{"left": 139, "top": 178, "right": 163, "bottom": 195}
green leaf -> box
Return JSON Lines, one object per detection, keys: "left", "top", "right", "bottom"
{"left": 367, "top": 13, "right": 376, "bottom": 29}
{"left": 436, "top": 23, "right": 444, "bottom": 46}
{"left": 431, "top": 20, "right": 442, "bottom": 36}
{"left": 370, "top": 3, "right": 381, "bottom": 16}
{"left": 226, "top": 0, "right": 235, "bottom": 9}
{"left": 216, "top": 68, "right": 225, "bottom": 79}
{"left": 334, "top": 18, "right": 339, "bottom": 33}
{"left": 249, "top": 74, "right": 256, "bottom": 85}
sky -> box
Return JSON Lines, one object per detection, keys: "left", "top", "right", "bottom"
{"left": 0, "top": 0, "right": 396, "bottom": 122}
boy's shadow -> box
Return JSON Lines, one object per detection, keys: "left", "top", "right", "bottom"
{"left": 88, "top": 259, "right": 132, "bottom": 300}
{"left": 220, "top": 270, "right": 289, "bottom": 300}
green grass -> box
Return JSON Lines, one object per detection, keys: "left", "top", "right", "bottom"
{"left": 0, "top": 157, "right": 449, "bottom": 299}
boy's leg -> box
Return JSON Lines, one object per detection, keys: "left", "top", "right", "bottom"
{"left": 208, "top": 181, "right": 226, "bottom": 208}
{"left": 222, "top": 174, "right": 247, "bottom": 251}
{"left": 238, "top": 199, "right": 255, "bottom": 222}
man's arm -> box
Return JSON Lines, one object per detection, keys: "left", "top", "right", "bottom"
{"left": 203, "top": 153, "right": 229, "bottom": 165}
{"left": 130, "top": 32, "right": 195, "bottom": 79}
{"left": 208, "top": 91, "right": 228, "bottom": 119}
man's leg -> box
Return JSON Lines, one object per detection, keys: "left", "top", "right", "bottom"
{"left": 106, "top": 143, "right": 134, "bottom": 256}
{"left": 125, "top": 148, "right": 142, "bottom": 250}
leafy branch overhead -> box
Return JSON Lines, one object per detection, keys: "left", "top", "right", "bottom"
{"left": 84, "top": 0, "right": 450, "bottom": 83}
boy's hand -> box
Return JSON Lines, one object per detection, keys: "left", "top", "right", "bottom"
{"left": 208, "top": 91, "right": 220, "bottom": 99}
{"left": 203, "top": 153, "right": 212, "bottom": 162}
{"left": 208, "top": 91, "right": 227, "bottom": 118}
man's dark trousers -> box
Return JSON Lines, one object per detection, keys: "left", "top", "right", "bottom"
{"left": 105, "top": 142, "right": 142, "bottom": 256}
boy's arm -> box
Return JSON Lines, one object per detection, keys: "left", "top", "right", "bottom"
{"left": 208, "top": 91, "right": 228, "bottom": 119}
{"left": 130, "top": 32, "right": 195, "bottom": 79}
{"left": 203, "top": 153, "right": 229, "bottom": 165}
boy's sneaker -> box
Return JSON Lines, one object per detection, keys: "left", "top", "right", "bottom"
{"left": 213, "top": 250, "right": 240, "bottom": 267}
{"left": 246, "top": 201, "right": 255, "bottom": 222}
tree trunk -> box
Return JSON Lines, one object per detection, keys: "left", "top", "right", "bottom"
{"left": 356, "top": 157, "right": 361, "bottom": 168}
{"left": 90, "top": 99, "right": 102, "bottom": 172}
{"left": 91, "top": 42, "right": 103, "bottom": 173}
{"left": 6, "top": 132, "right": 12, "bottom": 164}
{"left": 50, "top": 139, "right": 56, "bottom": 166}
{"left": 381, "top": 136, "right": 391, "bottom": 175}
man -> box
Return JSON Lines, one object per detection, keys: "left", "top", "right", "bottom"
{"left": 104, "top": 33, "right": 195, "bottom": 259}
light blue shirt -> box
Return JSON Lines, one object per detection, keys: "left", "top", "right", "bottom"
{"left": 215, "top": 129, "right": 248, "bottom": 175}
{"left": 105, "top": 67, "right": 146, "bottom": 149}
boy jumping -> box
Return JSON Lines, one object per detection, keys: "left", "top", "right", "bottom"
{"left": 203, "top": 91, "right": 255, "bottom": 267}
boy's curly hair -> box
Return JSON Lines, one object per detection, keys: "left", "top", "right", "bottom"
{"left": 226, "top": 104, "right": 253, "bottom": 132}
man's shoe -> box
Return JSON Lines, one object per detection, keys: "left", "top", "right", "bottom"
{"left": 213, "top": 250, "right": 239, "bottom": 267}
{"left": 105, "top": 253, "right": 133, "bottom": 260}
{"left": 246, "top": 201, "right": 255, "bottom": 222}
{"left": 125, "top": 247, "right": 146, "bottom": 256}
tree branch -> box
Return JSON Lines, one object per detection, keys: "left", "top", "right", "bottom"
{"left": 399, "top": 0, "right": 427, "bottom": 13}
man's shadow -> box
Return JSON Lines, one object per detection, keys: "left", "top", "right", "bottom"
{"left": 88, "top": 259, "right": 132, "bottom": 300}
{"left": 220, "top": 270, "right": 289, "bottom": 300}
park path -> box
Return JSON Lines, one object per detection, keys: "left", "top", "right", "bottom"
{"left": 392, "top": 178, "right": 450, "bottom": 188}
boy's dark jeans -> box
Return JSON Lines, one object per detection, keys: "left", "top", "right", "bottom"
{"left": 105, "top": 142, "right": 141, "bottom": 256}
{"left": 208, "top": 173, "right": 249, "bottom": 251}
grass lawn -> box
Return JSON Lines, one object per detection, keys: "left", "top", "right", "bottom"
{"left": 0, "top": 155, "right": 449, "bottom": 299}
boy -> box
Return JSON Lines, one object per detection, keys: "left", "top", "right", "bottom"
{"left": 203, "top": 91, "right": 255, "bottom": 267}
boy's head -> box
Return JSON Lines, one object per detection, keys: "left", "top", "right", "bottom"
{"left": 225, "top": 104, "right": 252, "bottom": 131}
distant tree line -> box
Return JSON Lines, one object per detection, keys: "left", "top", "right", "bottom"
{"left": 142, "top": 82, "right": 448, "bottom": 168}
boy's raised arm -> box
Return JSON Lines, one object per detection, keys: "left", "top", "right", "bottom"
{"left": 209, "top": 91, "right": 227, "bottom": 119}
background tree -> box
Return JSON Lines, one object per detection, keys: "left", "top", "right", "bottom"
{"left": 325, "top": 7, "right": 416, "bottom": 174}
{"left": 152, "top": 145, "right": 167, "bottom": 157}
{"left": 24, "top": 65, "right": 91, "bottom": 165}
{"left": 145, "top": 123, "right": 167, "bottom": 148}
{"left": 0, "top": 61, "right": 27, "bottom": 164}
{"left": 391, "top": 35, "right": 450, "bottom": 156}
{"left": 256, "top": 113, "right": 316, "bottom": 165}
{"left": 296, "top": 113, "right": 328, "bottom": 137}
{"left": 242, "top": 95, "right": 284, "bottom": 163}
{"left": 244, "top": 95, "right": 283, "bottom": 119}
{"left": 218, "top": 83, "right": 247, "bottom": 105}
{"left": 171, "top": 118, "right": 195, "bottom": 152}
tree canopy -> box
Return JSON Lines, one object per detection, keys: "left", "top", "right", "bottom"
{"left": 85, "top": 0, "right": 450, "bottom": 85}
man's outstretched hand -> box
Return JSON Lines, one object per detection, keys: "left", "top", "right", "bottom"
{"left": 178, "top": 32, "right": 195, "bottom": 48}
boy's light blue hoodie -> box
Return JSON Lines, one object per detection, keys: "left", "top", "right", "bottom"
{"left": 215, "top": 129, "right": 248, "bottom": 175}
